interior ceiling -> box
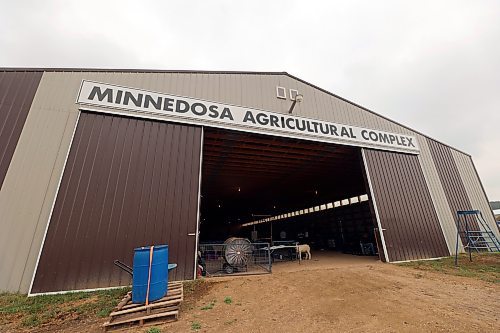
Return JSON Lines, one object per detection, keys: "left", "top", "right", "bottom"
{"left": 201, "top": 128, "right": 367, "bottom": 226}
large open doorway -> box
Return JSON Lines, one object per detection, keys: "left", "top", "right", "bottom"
{"left": 198, "top": 128, "right": 381, "bottom": 276}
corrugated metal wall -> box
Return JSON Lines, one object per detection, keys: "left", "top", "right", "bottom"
{"left": 416, "top": 136, "right": 459, "bottom": 253}
{"left": 362, "top": 149, "right": 450, "bottom": 261}
{"left": 31, "top": 112, "right": 202, "bottom": 293}
{"left": 0, "top": 69, "right": 494, "bottom": 292}
{"left": 451, "top": 150, "right": 500, "bottom": 238}
{"left": 0, "top": 71, "right": 42, "bottom": 189}
{"left": 0, "top": 72, "right": 83, "bottom": 293}
{"left": 427, "top": 139, "right": 477, "bottom": 237}
{"left": 0, "top": 71, "right": 43, "bottom": 292}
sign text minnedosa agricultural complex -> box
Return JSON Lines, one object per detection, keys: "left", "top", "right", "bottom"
{"left": 77, "top": 81, "right": 419, "bottom": 154}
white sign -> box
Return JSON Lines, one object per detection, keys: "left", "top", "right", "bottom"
{"left": 76, "top": 81, "right": 419, "bottom": 154}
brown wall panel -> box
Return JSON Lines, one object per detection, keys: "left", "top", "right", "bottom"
{"left": 363, "top": 149, "right": 449, "bottom": 261}
{"left": 31, "top": 112, "right": 202, "bottom": 293}
{"left": 427, "top": 139, "right": 474, "bottom": 233}
{"left": 0, "top": 71, "right": 42, "bottom": 189}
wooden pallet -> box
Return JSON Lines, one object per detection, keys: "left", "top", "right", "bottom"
{"left": 103, "top": 281, "right": 183, "bottom": 331}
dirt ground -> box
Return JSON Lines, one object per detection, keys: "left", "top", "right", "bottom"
{"left": 16, "top": 252, "right": 500, "bottom": 332}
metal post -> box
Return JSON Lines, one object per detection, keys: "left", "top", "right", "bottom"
{"left": 270, "top": 221, "right": 273, "bottom": 247}
{"left": 297, "top": 242, "right": 301, "bottom": 265}
{"left": 465, "top": 215, "right": 472, "bottom": 262}
{"left": 267, "top": 243, "right": 272, "bottom": 273}
{"left": 455, "top": 212, "right": 460, "bottom": 266}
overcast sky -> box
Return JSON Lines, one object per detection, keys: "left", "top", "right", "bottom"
{"left": 1, "top": 0, "right": 499, "bottom": 200}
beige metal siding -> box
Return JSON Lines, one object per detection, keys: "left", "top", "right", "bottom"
{"left": 0, "top": 73, "right": 81, "bottom": 293}
{"left": 0, "top": 71, "right": 42, "bottom": 189}
{"left": 451, "top": 149, "right": 500, "bottom": 238}
{"left": 427, "top": 139, "right": 474, "bottom": 227}
{"left": 0, "top": 71, "right": 43, "bottom": 292}
{"left": 417, "top": 136, "right": 461, "bottom": 253}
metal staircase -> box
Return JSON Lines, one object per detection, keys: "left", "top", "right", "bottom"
{"left": 454, "top": 210, "right": 500, "bottom": 265}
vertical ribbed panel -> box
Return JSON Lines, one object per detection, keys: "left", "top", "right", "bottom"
{"left": 416, "top": 135, "right": 459, "bottom": 253}
{"left": 31, "top": 113, "right": 201, "bottom": 293}
{"left": 427, "top": 139, "right": 475, "bottom": 233}
{"left": 0, "top": 71, "right": 42, "bottom": 189}
{"left": 451, "top": 150, "right": 500, "bottom": 238}
{"left": 363, "top": 149, "right": 449, "bottom": 261}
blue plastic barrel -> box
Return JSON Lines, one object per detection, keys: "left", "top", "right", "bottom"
{"left": 132, "top": 245, "right": 169, "bottom": 304}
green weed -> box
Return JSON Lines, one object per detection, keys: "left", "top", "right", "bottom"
{"left": 200, "top": 300, "right": 215, "bottom": 310}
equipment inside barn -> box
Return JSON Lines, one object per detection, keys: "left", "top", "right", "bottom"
{"left": 198, "top": 127, "right": 381, "bottom": 273}
{"left": 199, "top": 238, "right": 272, "bottom": 276}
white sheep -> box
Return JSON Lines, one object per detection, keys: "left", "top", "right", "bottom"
{"left": 296, "top": 244, "right": 311, "bottom": 260}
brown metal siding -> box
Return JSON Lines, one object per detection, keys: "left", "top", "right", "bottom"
{"left": 31, "top": 112, "right": 201, "bottom": 293}
{"left": 363, "top": 149, "right": 449, "bottom": 261}
{"left": 0, "top": 71, "right": 42, "bottom": 189}
{"left": 427, "top": 139, "right": 474, "bottom": 227}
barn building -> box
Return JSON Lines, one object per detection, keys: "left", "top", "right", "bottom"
{"left": 0, "top": 68, "right": 497, "bottom": 295}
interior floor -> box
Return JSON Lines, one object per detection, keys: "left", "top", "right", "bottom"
{"left": 271, "top": 251, "right": 379, "bottom": 273}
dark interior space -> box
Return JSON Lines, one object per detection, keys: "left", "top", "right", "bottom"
{"left": 199, "top": 128, "right": 378, "bottom": 256}
{"left": 248, "top": 200, "right": 378, "bottom": 255}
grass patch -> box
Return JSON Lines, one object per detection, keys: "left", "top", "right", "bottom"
{"left": 191, "top": 321, "right": 202, "bottom": 330}
{"left": 21, "top": 314, "right": 40, "bottom": 327}
{"left": 224, "top": 296, "right": 232, "bottom": 304}
{"left": 200, "top": 300, "right": 216, "bottom": 310}
{"left": 398, "top": 253, "right": 500, "bottom": 283}
{"left": 146, "top": 327, "right": 161, "bottom": 333}
{"left": 0, "top": 287, "right": 130, "bottom": 329}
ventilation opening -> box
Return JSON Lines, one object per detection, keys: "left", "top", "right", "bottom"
{"left": 276, "top": 86, "right": 286, "bottom": 99}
